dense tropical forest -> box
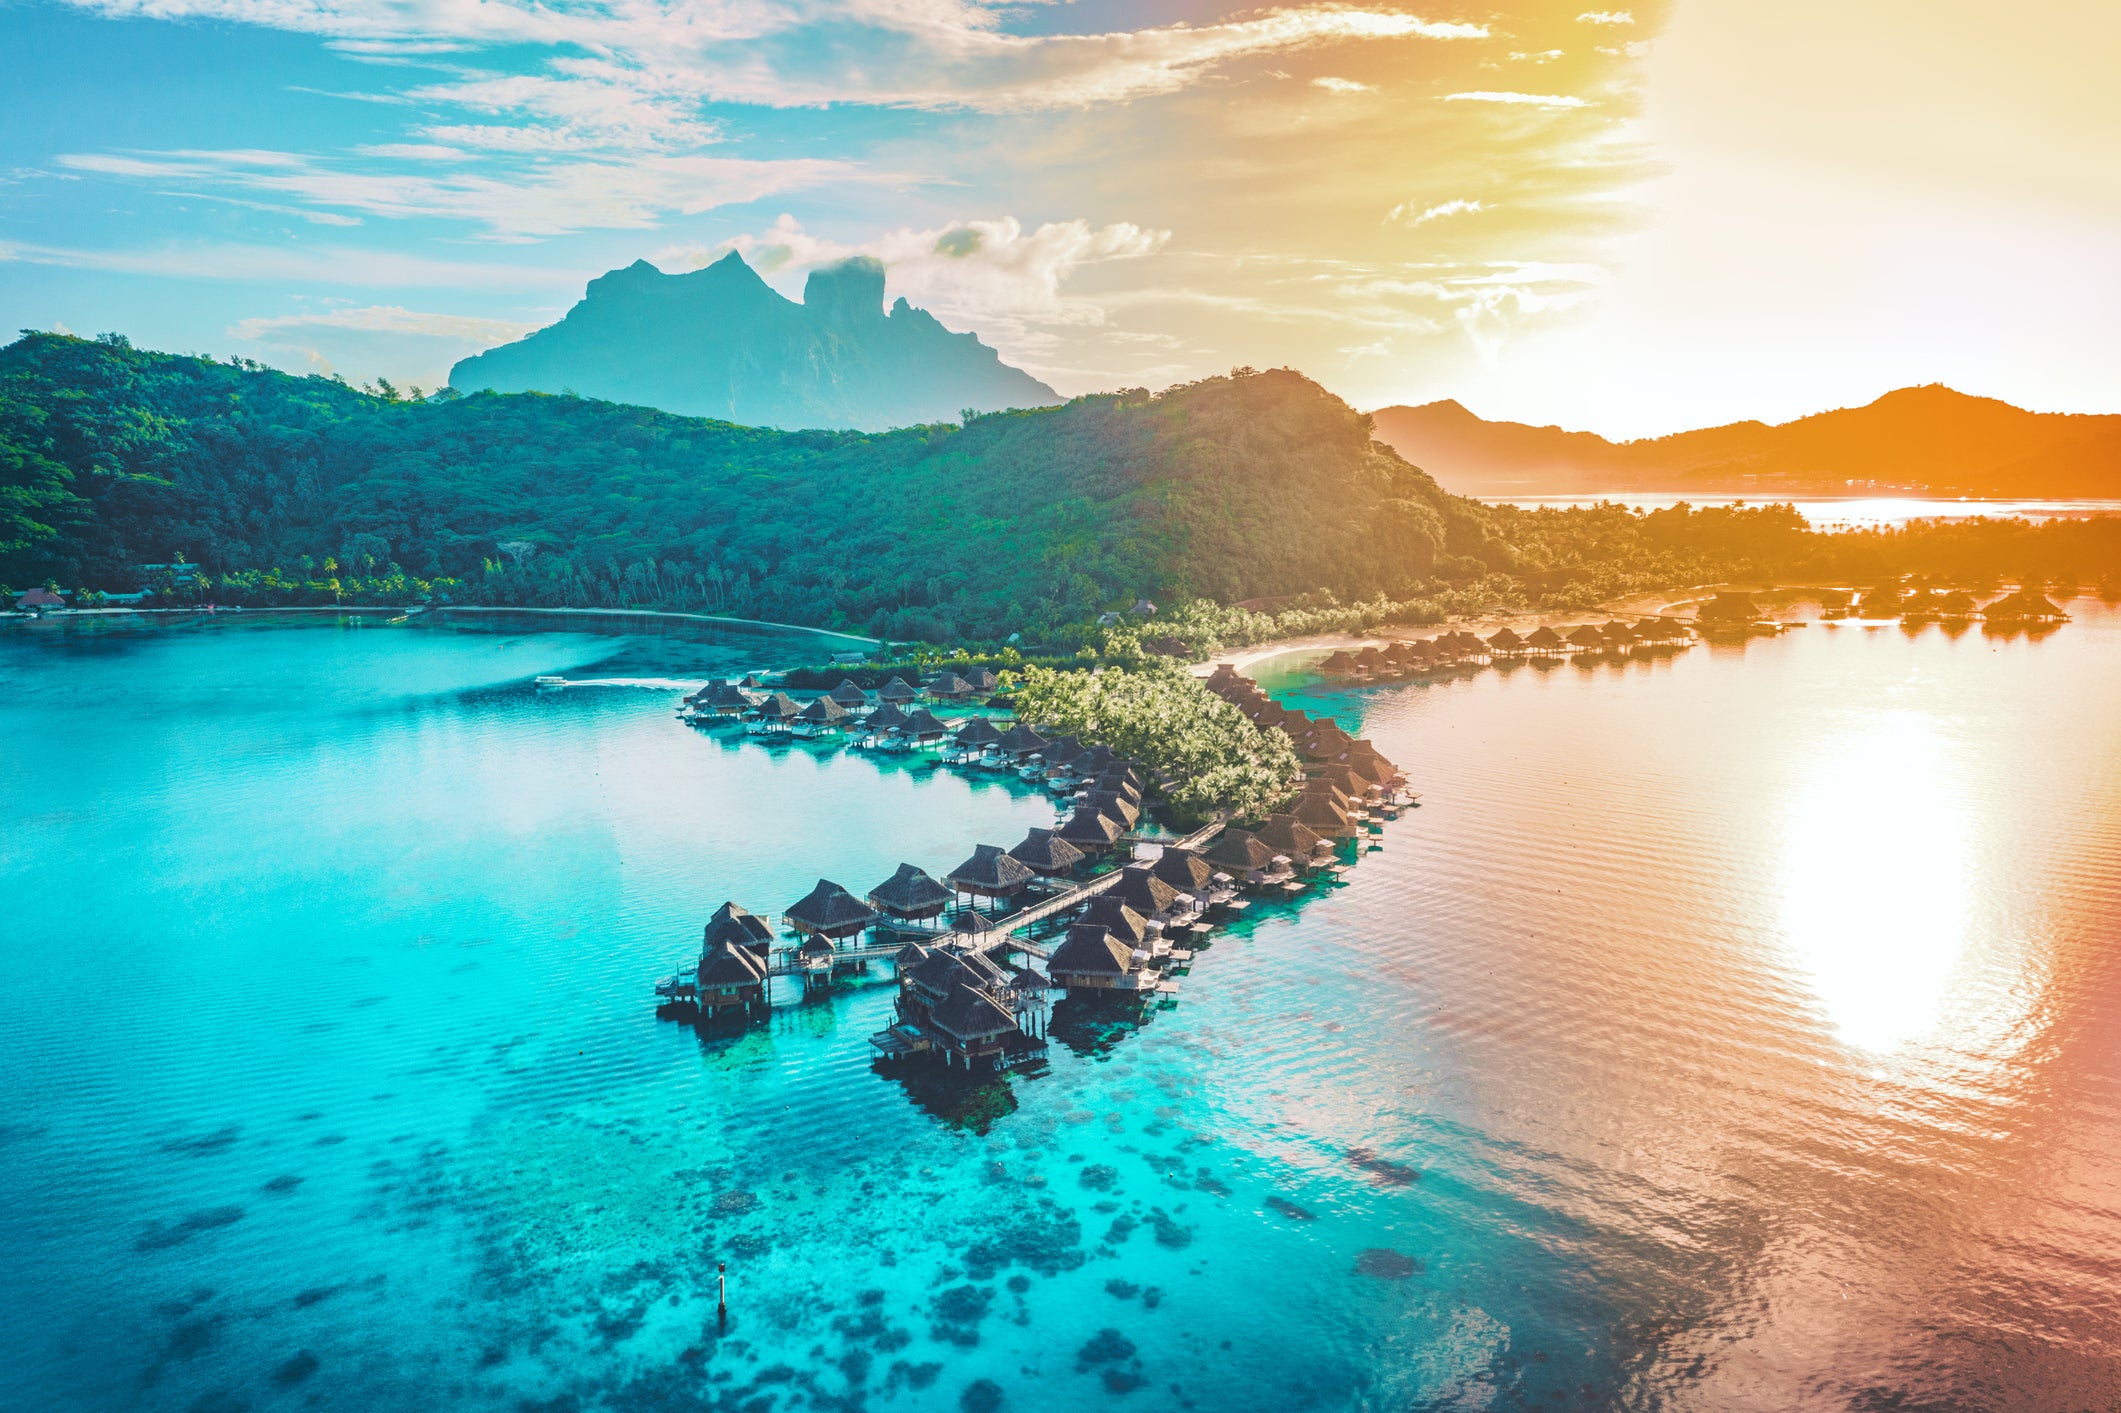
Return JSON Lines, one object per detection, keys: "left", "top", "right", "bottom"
{"left": 4, "top": 331, "right": 2116, "bottom": 645}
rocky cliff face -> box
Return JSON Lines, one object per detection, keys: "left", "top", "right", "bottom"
{"left": 449, "top": 252, "right": 1059, "bottom": 430}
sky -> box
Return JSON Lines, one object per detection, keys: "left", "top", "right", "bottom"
{"left": 1, "top": 0, "right": 2115, "bottom": 438}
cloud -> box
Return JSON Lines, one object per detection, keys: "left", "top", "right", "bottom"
{"left": 656, "top": 213, "right": 1168, "bottom": 338}
{"left": 1386, "top": 197, "right": 1485, "bottom": 226}
{"left": 57, "top": 148, "right": 855, "bottom": 238}
{"left": 1312, "top": 76, "right": 1374, "bottom": 93}
{"left": 0, "top": 238, "right": 563, "bottom": 289}
{"left": 1577, "top": 11, "right": 1634, "bottom": 24}
{"left": 231, "top": 305, "right": 536, "bottom": 343}
{"left": 1444, "top": 91, "right": 1591, "bottom": 108}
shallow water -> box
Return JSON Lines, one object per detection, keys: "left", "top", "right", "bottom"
{"left": 4, "top": 611, "right": 2119, "bottom": 1412}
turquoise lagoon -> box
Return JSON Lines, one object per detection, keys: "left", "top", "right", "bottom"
{"left": 4, "top": 610, "right": 2120, "bottom": 1412}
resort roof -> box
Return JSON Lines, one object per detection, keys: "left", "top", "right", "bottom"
{"left": 796, "top": 696, "right": 848, "bottom": 723}
{"left": 931, "top": 982, "right": 1018, "bottom": 1041}
{"left": 876, "top": 677, "right": 918, "bottom": 703}
{"left": 784, "top": 879, "right": 879, "bottom": 937}
{"left": 1008, "top": 827, "right": 1086, "bottom": 876}
{"left": 1525, "top": 625, "right": 1564, "bottom": 649}
{"left": 995, "top": 724, "right": 1049, "bottom": 755}
{"left": 697, "top": 941, "right": 768, "bottom": 989}
{"left": 1107, "top": 867, "right": 1180, "bottom": 916}
{"left": 1073, "top": 744, "right": 1117, "bottom": 774}
{"left": 947, "top": 844, "right": 1035, "bottom": 896}
{"left": 16, "top": 587, "right": 65, "bottom": 608}
{"left": 960, "top": 667, "right": 1000, "bottom": 691}
{"left": 799, "top": 934, "right": 837, "bottom": 959}
{"left": 954, "top": 717, "right": 1006, "bottom": 749}
{"left": 1049, "top": 924, "right": 1133, "bottom": 976}
{"left": 1150, "top": 847, "right": 1214, "bottom": 894}
{"left": 1082, "top": 896, "right": 1151, "bottom": 946}
{"left": 1037, "top": 734, "right": 1084, "bottom": 765}
{"left": 828, "top": 680, "right": 871, "bottom": 708}
{"left": 929, "top": 673, "right": 973, "bottom": 696}
{"left": 1206, "top": 828, "right": 1277, "bottom": 871}
{"left": 1565, "top": 624, "right": 1606, "bottom": 648}
{"left": 1695, "top": 593, "right": 1758, "bottom": 624}
{"left": 1080, "top": 791, "right": 1142, "bottom": 827}
{"left": 864, "top": 703, "right": 914, "bottom": 733}
{"left": 903, "top": 708, "right": 952, "bottom": 735}
{"left": 1485, "top": 627, "right": 1525, "bottom": 650}
{"left": 896, "top": 940, "right": 933, "bottom": 967}
{"left": 753, "top": 691, "right": 803, "bottom": 720}
{"left": 1055, "top": 811, "right": 1126, "bottom": 849}
{"left": 686, "top": 678, "right": 724, "bottom": 704}
{"left": 1294, "top": 795, "right": 1356, "bottom": 836}
{"left": 868, "top": 863, "right": 954, "bottom": 918}
{"left": 909, "top": 948, "right": 1009, "bottom": 1001}
{"left": 703, "top": 900, "right": 776, "bottom": 953}
{"left": 1255, "top": 813, "right": 1327, "bottom": 856}
{"left": 1311, "top": 764, "right": 1373, "bottom": 796}
{"left": 1984, "top": 588, "right": 2068, "bottom": 619}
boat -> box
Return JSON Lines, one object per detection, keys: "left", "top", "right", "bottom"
{"left": 534, "top": 675, "right": 567, "bottom": 687}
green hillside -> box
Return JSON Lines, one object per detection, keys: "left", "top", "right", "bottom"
{"left": 0, "top": 333, "right": 1497, "bottom": 638}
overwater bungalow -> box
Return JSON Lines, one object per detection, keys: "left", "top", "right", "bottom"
{"left": 1651, "top": 617, "right": 1693, "bottom": 643}
{"left": 1080, "top": 790, "right": 1143, "bottom": 829}
{"left": 1294, "top": 792, "right": 1359, "bottom": 840}
{"left": 876, "top": 676, "right": 919, "bottom": 705}
{"left": 947, "top": 844, "right": 1036, "bottom": 907}
{"left": 951, "top": 716, "right": 1006, "bottom": 762}
{"left": 1318, "top": 650, "right": 1359, "bottom": 678}
{"left": 1206, "top": 828, "right": 1295, "bottom": 890}
{"left": 1007, "top": 827, "right": 1087, "bottom": 880}
{"left": 1485, "top": 626, "right": 1528, "bottom": 657}
{"left": 1106, "top": 866, "right": 1182, "bottom": 923}
{"left": 1936, "top": 590, "right": 1979, "bottom": 619}
{"left": 783, "top": 879, "right": 879, "bottom": 942}
{"left": 1255, "top": 813, "right": 1334, "bottom": 873}
{"left": 1446, "top": 630, "right": 1488, "bottom": 661}
{"left": 1310, "top": 762, "right": 1380, "bottom": 805}
{"left": 1524, "top": 625, "right": 1566, "bottom": 656}
{"left": 746, "top": 692, "right": 803, "bottom": 735}
{"left": 960, "top": 667, "right": 1001, "bottom": 694}
{"left": 927, "top": 980, "right": 1032, "bottom": 1068}
{"left": 928, "top": 672, "right": 977, "bottom": 701}
{"left": 901, "top": 708, "right": 952, "bottom": 747}
{"left": 1149, "top": 846, "right": 1215, "bottom": 897}
{"left": 689, "top": 681, "right": 754, "bottom": 718}
{"left": 1298, "top": 720, "right": 1357, "bottom": 762}
{"left": 793, "top": 695, "right": 849, "bottom": 738}
{"left": 868, "top": 863, "right": 955, "bottom": 926}
{"left": 1983, "top": 587, "right": 2069, "bottom": 622}
{"left": 828, "top": 679, "right": 872, "bottom": 710}
{"left": 703, "top": 901, "right": 776, "bottom": 960}
{"left": 691, "top": 939, "right": 770, "bottom": 1017}
{"left": 994, "top": 723, "right": 1049, "bottom": 764}
{"left": 1081, "top": 895, "right": 1154, "bottom": 950}
{"left": 859, "top": 702, "right": 914, "bottom": 749}
{"left": 1857, "top": 585, "right": 1903, "bottom": 619}
{"left": 1072, "top": 744, "right": 1118, "bottom": 778}
{"left": 1602, "top": 620, "right": 1642, "bottom": 649}
{"left": 1055, "top": 809, "right": 1127, "bottom": 859}
{"left": 1564, "top": 624, "right": 1607, "bottom": 653}
{"left": 1047, "top": 923, "right": 1157, "bottom": 993}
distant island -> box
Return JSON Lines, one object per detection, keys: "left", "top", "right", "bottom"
{"left": 1372, "top": 386, "right": 2121, "bottom": 499}
{"left": 449, "top": 252, "right": 1060, "bottom": 431}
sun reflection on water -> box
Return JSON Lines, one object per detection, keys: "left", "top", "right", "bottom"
{"left": 1779, "top": 711, "right": 1976, "bottom": 1054}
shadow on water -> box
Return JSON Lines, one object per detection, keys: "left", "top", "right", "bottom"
{"left": 1046, "top": 992, "right": 1166, "bottom": 1061}
{"left": 874, "top": 1059, "right": 1023, "bottom": 1134}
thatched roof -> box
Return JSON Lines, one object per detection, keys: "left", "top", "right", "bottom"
{"left": 876, "top": 676, "right": 918, "bottom": 703}
{"left": 1695, "top": 592, "right": 1759, "bottom": 624}
{"left": 753, "top": 691, "right": 803, "bottom": 720}
{"left": 868, "top": 863, "right": 954, "bottom": 919}
{"left": 1095, "top": 763, "right": 1144, "bottom": 791}
{"left": 1206, "top": 828, "right": 1276, "bottom": 871}
{"left": 1485, "top": 627, "right": 1525, "bottom": 650}
{"left": 931, "top": 982, "right": 1018, "bottom": 1041}
{"left": 1150, "top": 847, "right": 1214, "bottom": 894}
{"left": 1108, "top": 866, "right": 1180, "bottom": 916}
{"left": 1564, "top": 624, "right": 1605, "bottom": 648}
{"left": 698, "top": 940, "right": 768, "bottom": 989}
{"left": 1049, "top": 924, "right": 1132, "bottom": 977}
{"left": 799, "top": 934, "right": 836, "bottom": 959}
{"left": 1080, "top": 791, "right": 1141, "bottom": 827}
{"left": 954, "top": 717, "right": 1006, "bottom": 748}
{"left": 1037, "top": 734, "right": 1084, "bottom": 765}
{"left": 1311, "top": 764, "right": 1373, "bottom": 797}
{"left": 909, "top": 948, "right": 1008, "bottom": 1002}
{"left": 796, "top": 695, "right": 848, "bottom": 723}
{"left": 828, "top": 679, "right": 871, "bottom": 708}
{"left": 1294, "top": 794, "right": 1357, "bottom": 836}
{"left": 903, "top": 708, "right": 951, "bottom": 736}
{"left": 1601, "top": 620, "right": 1640, "bottom": 643}
{"left": 703, "top": 901, "right": 775, "bottom": 953}
{"left": 686, "top": 678, "right": 725, "bottom": 704}
{"left": 1255, "top": 813, "right": 1326, "bottom": 855}
{"left": 1083, "top": 896, "right": 1151, "bottom": 946}
{"left": 864, "top": 703, "right": 913, "bottom": 733}
{"left": 896, "top": 940, "right": 932, "bottom": 967}
{"left": 1525, "top": 625, "right": 1564, "bottom": 649}
{"left": 947, "top": 844, "right": 1034, "bottom": 896}
{"left": 995, "top": 724, "right": 1048, "bottom": 755}
{"left": 1984, "top": 588, "right": 2068, "bottom": 620}
{"left": 784, "top": 879, "right": 879, "bottom": 937}
{"left": 1009, "top": 828, "right": 1086, "bottom": 876}
{"left": 1055, "top": 810, "right": 1126, "bottom": 849}
{"left": 1937, "top": 590, "right": 1978, "bottom": 615}
{"left": 1319, "top": 650, "right": 1358, "bottom": 672}
{"left": 928, "top": 673, "right": 973, "bottom": 696}
{"left": 960, "top": 667, "right": 1000, "bottom": 691}
{"left": 1073, "top": 744, "right": 1117, "bottom": 774}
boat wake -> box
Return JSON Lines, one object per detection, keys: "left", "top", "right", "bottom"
{"left": 535, "top": 676, "right": 703, "bottom": 690}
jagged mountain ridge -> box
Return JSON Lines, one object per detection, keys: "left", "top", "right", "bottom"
{"left": 1370, "top": 386, "right": 2121, "bottom": 498}
{"left": 449, "top": 252, "right": 1060, "bottom": 431}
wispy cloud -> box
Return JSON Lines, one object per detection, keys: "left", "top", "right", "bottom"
{"left": 1311, "top": 76, "right": 1375, "bottom": 93}
{"left": 1444, "top": 90, "right": 1591, "bottom": 108}
{"left": 1576, "top": 11, "right": 1634, "bottom": 24}
{"left": 0, "top": 238, "right": 563, "bottom": 288}
{"left": 57, "top": 148, "right": 856, "bottom": 238}
{"left": 1386, "top": 197, "right": 1485, "bottom": 226}
{"left": 231, "top": 305, "right": 536, "bottom": 343}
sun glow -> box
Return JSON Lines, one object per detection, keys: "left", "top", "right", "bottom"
{"left": 1777, "top": 713, "right": 1975, "bottom": 1054}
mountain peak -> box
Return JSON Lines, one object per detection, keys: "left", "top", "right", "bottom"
{"left": 450, "top": 252, "right": 1058, "bottom": 430}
